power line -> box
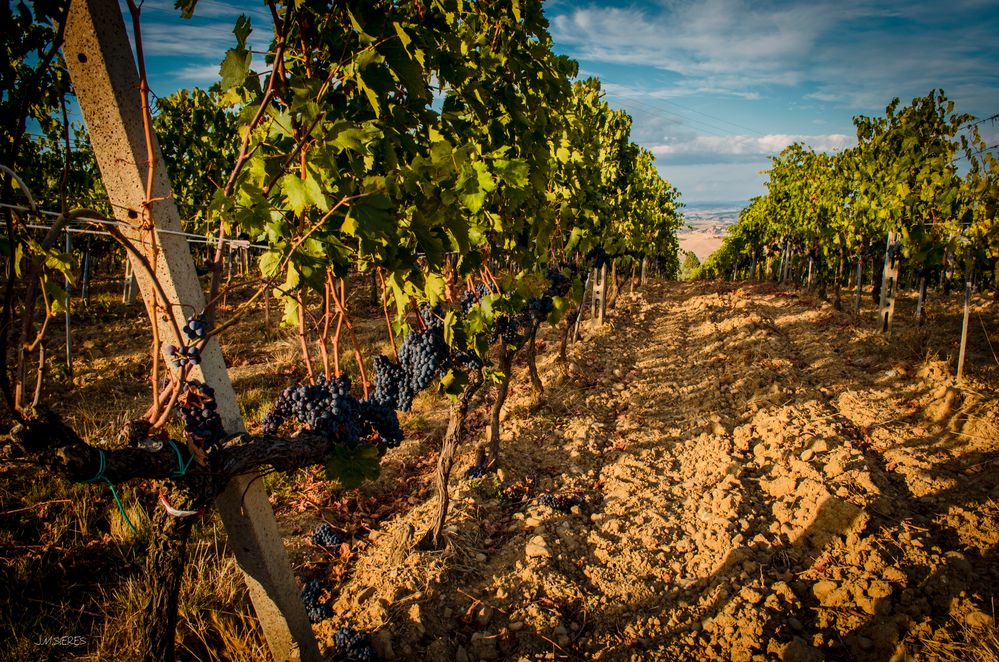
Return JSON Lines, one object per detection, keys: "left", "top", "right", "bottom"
{"left": 952, "top": 143, "right": 999, "bottom": 164}
{"left": 603, "top": 86, "right": 767, "bottom": 137}
{"left": 641, "top": 94, "right": 766, "bottom": 137}
{"left": 959, "top": 113, "right": 999, "bottom": 131}
{"left": 619, "top": 97, "right": 732, "bottom": 140}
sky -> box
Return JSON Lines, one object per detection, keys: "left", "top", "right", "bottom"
{"left": 127, "top": 0, "right": 999, "bottom": 209}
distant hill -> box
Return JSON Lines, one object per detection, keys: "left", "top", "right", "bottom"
{"left": 677, "top": 201, "right": 744, "bottom": 261}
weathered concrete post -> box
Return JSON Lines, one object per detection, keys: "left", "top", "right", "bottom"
{"left": 63, "top": 1, "right": 319, "bottom": 659}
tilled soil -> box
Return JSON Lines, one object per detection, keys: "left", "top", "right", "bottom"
{"left": 314, "top": 281, "right": 999, "bottom": 661}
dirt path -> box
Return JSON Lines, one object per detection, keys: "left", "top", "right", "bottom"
{"left": 313, "top": 281, "right": 998, "bottom": 661}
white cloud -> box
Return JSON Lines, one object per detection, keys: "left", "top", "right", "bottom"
{"left": 551, "top": 0, "right": 873, "bottom": 95}
{"left": 169, "top": 63, "right": 224, "bottom": 85}
{"left": 551, "top": 1, "right": 998, "bottom": 111}
{"left": 651, "top": 133, "right": 854, "bottom": 159}
{"left": 121, "top": 0, "right": 273, "bottom": 60}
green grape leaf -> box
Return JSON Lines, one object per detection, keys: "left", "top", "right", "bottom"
{"left": 175, "top": 0, "right": 198, "bottom": 19}
{"left": 233, "top": 14, "right": 252, "bottom": 49}
{"left": 219, "top": 47, "right": 251, "bottom": 91}
{"left": 323, "top": 444, "right": 381, "bottom": 490}
{"left": 439, "top": 368, "right": 469, "bottom": 396}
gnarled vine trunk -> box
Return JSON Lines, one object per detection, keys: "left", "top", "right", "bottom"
{"left": 525, "top": 321, "right": 543, "bottom": 396}
{"left": 488, "top": 344, "right": 515, "bottom": 466}
{"left": 421, "top": 370, "right": 484, "bottom": 550}
{"left": 140, "top": 489, "right": 203, "bottom": 662}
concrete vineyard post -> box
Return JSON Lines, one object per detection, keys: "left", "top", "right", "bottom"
{"left": 573, "top": 270, "right": 591, "bottom": 343}
{"left": 957, "top": 267, "right": 973, "bottom": 382}
{"left": 122, "top": 258, "right": 137, "bottom": 304}
{"left": 916, "top": 276, "right": 927, "bottom": 327}
{"left": 81, "top": 236, "right": 92, "bottom": 303}
{"left": 590, "top": 267, "right": 599, "bottom": 320}
{"left": 878, "top": 232, "right": 899, "bottom": 335}
{"left": 854, "top": 256, "right": 863, "bottom": 315}
{"left": 62, "top": 1, "right": 320, "bottom": 659}
{"left": 598, "top": 262, "right": 608, "bottom": 326}
{"left": 64, "top": 230, "right": 73, "bottom": 378}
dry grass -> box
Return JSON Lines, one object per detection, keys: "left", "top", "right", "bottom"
{"left": 919, "top": 611, "right": 999, "bottom": 662}
{"left": 93, "top": 521, "right": 268, "bottom": 661}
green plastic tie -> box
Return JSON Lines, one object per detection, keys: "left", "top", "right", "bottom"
{"left": 82, "top": 449, "right": 139, "bottom": 535}
{"left": 167, "top": 440, "right": 194, "bottom": 478}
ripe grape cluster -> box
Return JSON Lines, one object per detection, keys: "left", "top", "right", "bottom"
{"left": 886, "top": 240, "right": 904, "bottom": 262}
{"left": 177, "top": 380, "right": 226, "bottom": 448}
{"left": 465, "top": 463, "right": 487, "bottom": 478}
{"left": 333, "top": 627, "right": 378, "bottom": 661}
{"left": 372, "top": 355, "right": 413, "bottom": 412}
{"left": 312, "top": 523, "right": 344, "bottom": 548}
{"left": 539, "top": 493, "right": 583, "bottom": 513}
{"left": 522, "top": 295, "right": 554, "bottom": 323}
{"left": 398, "top": 309, "right": 450, "bottom": 393}
{"left": 263, "top": 374, "right": 404, "bottom": 450}
{"left": 183, "top": 314, "right": 209, "bottom": 340}
{"left": 372, "top": 310, "right": 452, "bottom": 413}
{"left": 358, "top": 399, "right": 404, "bottom": 447}
{"left": 460, "top": 282, "right": 494, "bottom": 313}
{"left": 167, "top": 343, "right": 202, "bottom": 368}
{"left": 586, "top": 246, "right": 610, "bottom": 269}
{"left": 300, "top": 579, "right": 333, "bottom": 623}
{"left": 491, "top": 314, "right": 523, "bottom": 345}
{"left": 263, "top": 375, "right": 361, "bottom": 445}
{"left": 544, "top": 265, "right": 572, "bottom": 297}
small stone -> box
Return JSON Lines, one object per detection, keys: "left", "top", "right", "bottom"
{"left": 526, "top": 536, "right": 551, "bottom": 558}
{"left": 476, "top": 552, "right": 487, "bottom": 562}
{"left": 800, "top": 449, "right": 815, "bottom": 461}
{"left": 813, "top": 580, "right": 837, "bottom": 603}
{"left": 509, "top": 621, "right": 525, "bottom": 632}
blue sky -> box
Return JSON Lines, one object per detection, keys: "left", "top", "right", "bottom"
{"left": 128, "top": 0, "right": 999, "bottom": 207}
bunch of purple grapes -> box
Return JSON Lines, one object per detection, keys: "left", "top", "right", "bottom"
{"left": 586, "top": 246, "right": 610, "bottom": 269}
{"left": 183, "top": 314, "right": 209, "bottom": 340}
{"left": 300, "top": 579, "right": 333, "bottom": 623}
{"left": 333, "top": 627, "right": 378, "bottom": 661}
{"left": 372, "top": 355, "right": 413, "bottom": 412}
{"left": 167, "top": 343, "right": 201, "bottom": 368}
{"left": 262, "top": 375, "right": 361, "bottom": 446}
{"left": 465, "top": 463, "right": 488, "bottom": 478}
{"left": 522, "top": 295, "right": 554, "bottom": 323}
{"left": 358, "top": 399, "right": 404, "bottom": 448}
{"left": 491, "top": 314, "right": 523, "bottom": 345}
{"left": 544, "top": 265, "right": 573, "bottom": 297}
{"left": 398, "top": 309, "right": 449, "bottom": 393}
{"left": 460, "top": 282, "right": 494, "bottom": 313}
{"left": 312, "top": 523, "right": 344, "bottom": 548}
{"left": 177, "top": 380, "right": 226, "bottom": 448}
{"left": 539, "top": 493, "right": 584, "bottom": 513}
